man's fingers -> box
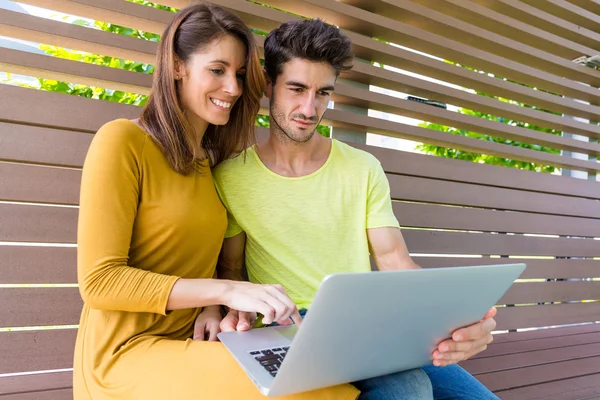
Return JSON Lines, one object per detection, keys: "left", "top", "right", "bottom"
{"left": 483, "top": 306, "right": 497, "bottom": 320}
{"left": 207, "top": 322, "right": 220, "bottom": 341}
{"left": 453, "top": 318, "right": 496, "bottom": 341}
{"left": 220, "top": 312, "right": 239, "bottom": 333}
{"left": 438, "top": 339, "right": 473, "bottom": 354}
{"left": 193, "top": 325, "right": 205, "bottom": 341}
{"left": 237, "top": 311, "right": 253, "bottom": 331}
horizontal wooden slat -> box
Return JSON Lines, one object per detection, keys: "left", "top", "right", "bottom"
{"left": 463, "top": 342, "right": 600, "bottom": 375}
{"left": 0, "top": 204, "right": 77, "bottom": 243}
{"left": 566, "top": 0, "right": 600, "bottom": 15}
{"left": 342, "top": 0, "right": 600, "bottom": 87}
{"left": 0, "top": 371, "right": 72, "bottom": 396}
{"left": 0, "top": 288, "right": 82, "bottom": 328}
{"left": 0, "top": 122, "right": 92, "bottom": 167}
{"left": 496, "top": 372, "right": 600, "bottom": 400}
{"left": 347, "top": 61, "right": 600, "bottom": 140}
{"left": 520, "top": 0, "right": 600, "bottom": 35}
{"left": 359, "top": 144, "right": 600, "bottom": 200}
{"left": 0, "top": 163, "right": 80, "bottom": 205}
{"left": 477, "top": 356, "right": 600, "bottom": 392}
{"left": 499, "top": 281, "right": 600, "bottom": 305}
{"left": 1, "top": 389, "right": 73, "bottom": 400}
{"left": 416, "top": 258, "right": 600, "bottom": 280}
{"left": 472, "top": 0, "right": 600, "bottom": 52}
{"left": 0, "top": 9, "right": 157, "bottom": 64}
{"left": 492, "top": 323, "right": 600, "bottom": 344}
{"left": 0, "top": 246, "right": 77, "bottom": 284}
{"left": 389, "top": 175, "right": 600, "bottom": 218}
{"left": 408, "top": 0, "right": 597, "bottom": 60}
{"left": 393, "top": 202, "right": 600, "bottom": 237}
{"left": 482, "top": 331, "right": 600, "bottom": 358}
{"left": 0, "top": 85, "right": 140, "bottom": 132}
{"left": 335, "top": 82, "right": 600, "bottom": 155}
{"left": 496, "top": 302, "right": 600, "bottom": 330}
{"left": 17, "top": 0, "right": 172, "bottom": 35}
{"left": 253, "top": 0, "right": 600, "bottom": 103}
{"left": 403, "top": 230, "right": 600, "bottom": 258}
{"left": 0, "top": 329, "right": 76, "bottom": 374}
{"left": 327, "top": 109, "right": 600, "bottom": 173}
{"left": 0, "top": 47, "right": 151, "bottom": 95}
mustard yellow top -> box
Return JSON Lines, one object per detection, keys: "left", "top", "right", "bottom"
{"left": 73, "top": 119, "right": 359, "bottom": 400}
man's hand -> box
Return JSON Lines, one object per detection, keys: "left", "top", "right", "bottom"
{"left": 193, "top": 305, "right": 223, "bottom": 341}
{"left": 433, "top": 307, "right": 497, "bottom": 366}
{"left": 220, "top": 309, "right": 257, "bottom": 333}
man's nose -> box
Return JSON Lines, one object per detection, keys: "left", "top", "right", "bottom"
{"left": 298, "top": 93, "right": 317, "bottom": 118}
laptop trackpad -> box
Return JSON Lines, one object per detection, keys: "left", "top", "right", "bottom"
{"left": 273, "top": 325, "right": 298, "bottom": 342}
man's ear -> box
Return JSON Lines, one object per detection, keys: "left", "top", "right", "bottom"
{"left": 265, "top": 81, "right": 273, "bottom": 100}
{"left": 264, "top": 71, "right": 274, "bottom": 100}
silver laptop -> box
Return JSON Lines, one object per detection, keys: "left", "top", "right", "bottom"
{"left": 218, "top": 263, "right": 526, "bottom": 397}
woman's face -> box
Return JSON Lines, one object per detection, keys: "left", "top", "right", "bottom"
{"left": 176, "top": 34, "right": 247, "bottom": 129}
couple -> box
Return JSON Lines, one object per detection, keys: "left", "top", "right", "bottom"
{"left": 74, "top": 3, "right": 498, "bottom": 399}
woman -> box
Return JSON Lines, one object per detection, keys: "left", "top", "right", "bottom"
{"left": 73, "top": 3, "right": 359, "bottom": 399}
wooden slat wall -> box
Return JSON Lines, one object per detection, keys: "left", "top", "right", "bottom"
{"left": 1, "top": 0, "right": 599, "bottom": 397}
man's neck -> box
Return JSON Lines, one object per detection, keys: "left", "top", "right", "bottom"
{"left": 256, "top": 127, "right": 332, "bottom": 178}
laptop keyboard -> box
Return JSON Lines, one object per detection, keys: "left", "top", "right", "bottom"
{"left": 249, "top": 346, "right": 290, "bottom": 377}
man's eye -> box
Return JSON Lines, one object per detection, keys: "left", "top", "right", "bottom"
{"left": 291, "top": 88, "right": 303, "bottom": 93}
{"left": 318, "top": 91, "right": 331, "bottom": 97}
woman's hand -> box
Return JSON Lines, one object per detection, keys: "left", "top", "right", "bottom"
{"left": 193, "top": 305, "right": 223, "bottom": 341}
{"left": 221, "top": 281, "right": 302, "bottom": 326}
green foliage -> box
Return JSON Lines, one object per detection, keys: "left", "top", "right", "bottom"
{"left": 7, "top": 0, "right": 173, "bottom": 105}
{"left": 418, "top": 62, "right": 562, "bottom": 173}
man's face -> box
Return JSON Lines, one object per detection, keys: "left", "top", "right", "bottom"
{"left": 266, "top": 58, "right": 336, "bottom": 143}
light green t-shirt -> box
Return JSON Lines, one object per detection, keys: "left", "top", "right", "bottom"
{"left": 213, "top": 139, "right": 399, "bottom": 309}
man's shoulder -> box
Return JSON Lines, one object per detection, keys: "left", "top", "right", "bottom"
{"left": 333, "top": 140, "right": 382, "bottom": 170}
{"left": 213, "top": 147, "right": 257, "bottom": 185}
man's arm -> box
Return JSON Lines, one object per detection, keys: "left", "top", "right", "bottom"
{"left": 367, "top": 227, "right": 420, "bottom": 271}
{"left": 217, "top": 232, "right": 247, "bottom": 282}
{"left": 367, "top": 226, "right": 495, "bottom": 366}
{"left": 215, "top": 232, "right": 262, "bottom": 331}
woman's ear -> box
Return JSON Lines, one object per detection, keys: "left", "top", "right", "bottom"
{"left": 173, "top": 58, "right": 185, "bottom": 80}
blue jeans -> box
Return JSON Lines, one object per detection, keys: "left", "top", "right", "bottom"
{"left": 290, "top": 310, "right": 499, "bottom": 400}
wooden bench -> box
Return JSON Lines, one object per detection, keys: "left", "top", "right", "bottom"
{"left": 1, "top": 85, "right": 599, "bottom": 399}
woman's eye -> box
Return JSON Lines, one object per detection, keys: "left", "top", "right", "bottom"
{"left": 236, "top": 73, "right": 246, "bottom": 80}
{"left": 211, "top": 69, "right": 224, "bottom": 75}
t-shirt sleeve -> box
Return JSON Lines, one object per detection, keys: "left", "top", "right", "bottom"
{"left": 213, "top": 171, "right": 244, "bottom": 238}
{"left": 366, "top": 161, "right": 400, "bottom": 229}
{"left": 77, "top": 121, "right": 179, "bottom": 315}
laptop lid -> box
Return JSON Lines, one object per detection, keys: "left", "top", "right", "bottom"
{"left": 266, "top": 263, "right": 525, "bottom": 397}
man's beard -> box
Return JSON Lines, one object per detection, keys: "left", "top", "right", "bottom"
{"left": 270, "top": 101, "right": 321, "bottom": 144}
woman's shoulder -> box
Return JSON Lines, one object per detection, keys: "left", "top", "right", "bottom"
{"left": 92, "top": 118, "right": 149, "bottom": 153}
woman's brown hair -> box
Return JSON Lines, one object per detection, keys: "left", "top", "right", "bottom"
{"left": 140, "top": 3, "right": 265, "bottom": 174}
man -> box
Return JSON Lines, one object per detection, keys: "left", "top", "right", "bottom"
{"left": 196, "top": 18, "right": 498, "bottom": 400}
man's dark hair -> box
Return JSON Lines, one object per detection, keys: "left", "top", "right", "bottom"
{"left": 264, "top": 19, "right": 354, "bottom": 83}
